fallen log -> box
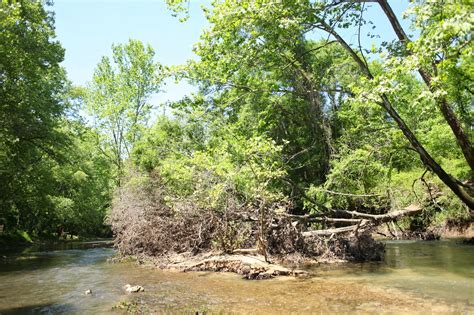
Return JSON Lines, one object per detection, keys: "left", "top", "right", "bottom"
{"left": 327, "top": 204, "right": 422, "bottom": 222}
{"left": 282, "top": 213, "right": 363, "bottom": 224}
{"left": 301, "top": 205, "right": 422, "bottom": 236}
{"left": 310, "top": 217, "right": 364, "bottom": 224}
{"left": 284, "top": 204, "right": 421, "bottom": 221}
{"left": 302, "top": 221, "right": 369, "bottom": 237}
{"left": 176, "top": 253, "right": 308, "bottom": 279}
{"left": 318, "top": 189, "right": 381, "bottom": 198}
{"left": 234, "top": 204, "right": 423, "bottom": 238}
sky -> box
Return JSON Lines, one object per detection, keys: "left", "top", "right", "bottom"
{"left": 53, "top": 0, "right": 209, "bottom": 106}
{"left": 51, "top": 0, "right": 411, "bottom": 106}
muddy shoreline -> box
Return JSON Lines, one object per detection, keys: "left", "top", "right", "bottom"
{"left": 118, "top": 251, "right": 312, "bottom": 280}
{"left": 116, "top": 227, "right": 474, "bottom": 281}
{"left": 373, "top": 222, "right": 474, "bottom": 241}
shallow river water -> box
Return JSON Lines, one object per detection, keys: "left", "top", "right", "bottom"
{"left": 0, "top": 240, "right": 472, "bottom": 314}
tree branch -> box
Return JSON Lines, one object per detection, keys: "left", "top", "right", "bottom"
{"left": 377, "top": 0, "right": 474, "bottom": 172}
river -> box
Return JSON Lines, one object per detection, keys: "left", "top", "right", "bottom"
{"left": 0, "top": 240, "right": 472, "bottom": 314}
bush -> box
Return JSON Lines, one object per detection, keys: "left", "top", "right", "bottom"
{"left": 108, "top": 170, "right": 281, "bottom": 257}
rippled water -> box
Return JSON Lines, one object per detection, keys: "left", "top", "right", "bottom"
{"left": 0, "top": 240, "right": 472, "bottom": 314}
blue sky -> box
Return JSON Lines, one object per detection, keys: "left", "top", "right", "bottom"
{"left": 52, "top": 0, "right": 411, "bottom": 106}
{"left": 53, "top": 0, "right": 209, "bottom": 105}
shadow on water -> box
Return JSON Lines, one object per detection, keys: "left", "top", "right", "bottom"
{"left": 0, "top": 239, "right": 472, "bottom": 314}
{"left": 383, "top": 239, "right": 474, "bottom": 278}
{"left": 0, "top": 302, "right": 76, "bottom": 315}
{"left": 0, "top": 241, "right": 113, "bottom": 273}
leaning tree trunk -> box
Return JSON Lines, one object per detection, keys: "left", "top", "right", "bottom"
{"left": 378, "top": 0, "right": 474, "bottom": 173}
{"left": 318, "top": 21, "right": 474, "bottom": 209}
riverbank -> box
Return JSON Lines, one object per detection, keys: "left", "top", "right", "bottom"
{"left": 439, "top": 223, "right": 474, "bottom": 238}
{"left": 0, "top": 235, "right": 114, "bottom": 253}
{"left": 373, "top": 221, "right": 474, "bottom": 241}
{"left": 0, "top": 226, "right": 113, "bottom": 250}
{"left": 135, "top": 251, "right": 311, "bottom": 280}
{"left": 113, "top": 224, "right": 474, "bottom": 281}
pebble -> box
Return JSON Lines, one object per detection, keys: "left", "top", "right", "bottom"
{"left": 124, "top": 284, "right": 145, "bottom": 293}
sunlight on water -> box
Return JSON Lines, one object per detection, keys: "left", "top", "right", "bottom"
{"left": 0, "top": 240, "right": 472, "bottom": 314}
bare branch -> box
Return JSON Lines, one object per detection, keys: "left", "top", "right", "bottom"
{"left": 318, "top": 189, "right": 381, "bottom": 198}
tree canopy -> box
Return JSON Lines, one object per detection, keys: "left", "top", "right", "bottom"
{"left": 86, "top": 39, "right": 165, "bottom": 185}
{"left": 0, "top": 1, "right": 112, "bottom": 239}
{"left": 1, "top": 0, "right": 471, "bottom": 246}
{"left": 109, "top": 0, "right": 472, "bottom": 257}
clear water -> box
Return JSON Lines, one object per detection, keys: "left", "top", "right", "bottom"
{"left": 0, "top": 240, "right": 472, "bottom": 314}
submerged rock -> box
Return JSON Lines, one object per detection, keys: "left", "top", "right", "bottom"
{"left": 124, "top": 284, "right": 145, "bottom": 293}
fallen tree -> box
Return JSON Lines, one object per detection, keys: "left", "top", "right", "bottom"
{"left": 296, "top": 205, "right": 423, "bottom": 237}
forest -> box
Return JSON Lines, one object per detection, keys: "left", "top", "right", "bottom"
{"left": 0, "top": 0, "right": 472, "bottom": 264}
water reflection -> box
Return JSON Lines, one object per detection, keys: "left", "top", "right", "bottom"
{"left": 384, "top": 240, "right": 473, "bottom": 278}
{"left": 310, "top": 239, "right": 474, "bottom": 307}
{"left": 0, "top": 239, "right": 472, "bottom": 314}
{"left": 0, "top": 242, "right": 113, "bottom": 273}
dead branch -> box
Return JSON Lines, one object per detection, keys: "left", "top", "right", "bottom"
{"left": 319, "top": 189, "right": 381, "bottom": 198}
{"left": 282, "top": 214, "right": 362, "bottom": 225}
{"left": 302, "top": 221, "right": 369, "bottom": 237}
{"left": 301, "top": 205, "right": 422, "bottom": 236}
{"left": 328, "top": 204, "right": 422, "bottom": 222}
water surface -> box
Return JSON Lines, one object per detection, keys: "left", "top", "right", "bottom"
{"left": 0, "top": 240, "right": 472, "bottom": 314}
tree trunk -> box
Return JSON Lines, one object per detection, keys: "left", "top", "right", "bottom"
{"left": 292, "top": 39, "right": 332, "bottom": 179}
{"left": 377, "top": 0, "right": 474, "bottom": 172}
{"left": 380, "top": 94, "right": 474, "bottom": 209}
{"left": 318, "top": 21, "right": 474, "bottom": 209}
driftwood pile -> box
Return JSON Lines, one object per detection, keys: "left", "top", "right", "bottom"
{"left": 108, "top": 177, "right": 424, "bottom": 267}
{"left": 253, "top": 204, "right": 423, "bottom": 262}
{"left": 289, "top": 204, "right": 423, "bottom": 237}
{"left": 170, "top": 253, "right": 308, "bottom": 279}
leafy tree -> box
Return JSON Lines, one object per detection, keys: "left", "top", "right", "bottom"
{"left": 0, "top": 1, "right": 113, "bottom": 238}
{"left": 167, "top": 0, "right": 473, "bottom": 209}
{"left": 47, "top": 118, "right": 113, "bottom": 236}
{"left": 86, "top": 39, "right": 164, "bottom": 185}
{"left": 182, "top": 4, "right": 358, "bottom": 197}
{"left": 107, "top": 0, "right": 472, "bottom": 258}
{"left": 0, "top": 0, "right": 68, "bottom": 233}
{"left": 333, "top": 0, "right": 474, "bottom": 207}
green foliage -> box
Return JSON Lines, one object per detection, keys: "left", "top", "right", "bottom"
{"left": 86, "top": 39, "right": 165, "bottom": 183}
{"left": 48, "top": 121, "right": 113, "bottom": 236}
{"left": 0, "top": 230, "right": 33, "bottom": 247}
{"left": 306, "top": 147, "right": 389, "bottom": 211}
{"left": 3, "top": 0, "right": 471, "bottom": 244}
{"left": 134, "top": 111, "right": 287, "bottom": 208}
{"left": 0, "top": 1, "right": 112, "bottom": 239}
{"left": 158, "top": 0, "right": 472, "bottom": 230}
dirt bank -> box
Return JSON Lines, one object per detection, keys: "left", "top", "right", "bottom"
{"left": 440, "top": 223, "right": 474, "bottom": 238}
{"left": 145, "top": 251, "right": 310, "bottom": 280}
{"left": 373, "top": 222, "right": 474, "bottom": 240}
